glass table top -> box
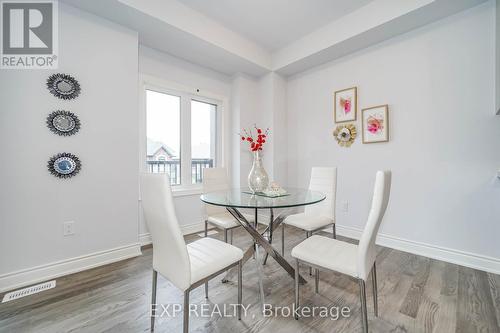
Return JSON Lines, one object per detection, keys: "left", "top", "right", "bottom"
{"left": 200, "top": 188, "right": 326, "bottom": 209}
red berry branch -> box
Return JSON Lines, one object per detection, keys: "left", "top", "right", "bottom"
{"left": 239, "top": 125, "right": 269, "bottom": 152}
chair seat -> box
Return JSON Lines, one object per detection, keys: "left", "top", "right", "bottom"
{"left": 291, "top": 235, "right": 359, "bottom": 278}
{"left": 188, "top": 237, "right": 243, "bottom": 284}
{"left": 284, "top": 213, "right": 334, "bottom": 231}
{"left": 207, "top": 212, "right": 255, "bottom": 229}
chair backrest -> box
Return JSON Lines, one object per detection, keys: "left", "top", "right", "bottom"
{"left": 357, "top": 170, "right": 392, "bottom": 281}
{"left": 304, "top": 167, "right": 337, "bottom": 220}
{"left": 203, "top": 168, "right": 229, "bottom": 216}
{"left": 140, "top": 173, "right": 191, "bottom": 291}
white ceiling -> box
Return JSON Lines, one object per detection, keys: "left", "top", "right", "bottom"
{"left": 62, "top": 0, "right": 488, "bottom": 76}
{"left": 178, "top": 0, "right": 374, "bottom": 51}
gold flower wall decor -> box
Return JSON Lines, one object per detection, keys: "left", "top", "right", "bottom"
{"left": 333, "top": 124, "right": 357, "bottom": 147}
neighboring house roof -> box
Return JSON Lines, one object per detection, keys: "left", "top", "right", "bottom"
{"left": 147, "top": 138, "right": 177, "bottom": 157}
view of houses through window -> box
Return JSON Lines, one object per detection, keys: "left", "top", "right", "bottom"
{"left": 146, "top": 89, "right": 217, "bottom": 186}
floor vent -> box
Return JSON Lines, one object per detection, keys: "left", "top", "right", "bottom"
{"left": 2, "top": 280, "right": 56, "bottom": 303}
{"left": 197, "top": 230, "right": 219, "bottom": 237}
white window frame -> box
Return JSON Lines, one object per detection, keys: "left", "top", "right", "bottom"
{"left": 139, "top": 74, "right": 228, "bottom": 196}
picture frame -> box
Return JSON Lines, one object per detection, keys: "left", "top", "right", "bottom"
{"left": 334, "top": 86, "right": 357, "bottom": 123}
{"left": 362, "top": 104, "right": 389, "bottom": 143}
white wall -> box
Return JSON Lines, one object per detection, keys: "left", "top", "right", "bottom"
{"left": 231, "top": 73, "right": 288, "bottom": 188}
{"left": 138, "top": 46, "right": 232, "bottom": 238}
{"left": 0, "top": 4, "right": 140, "bottom": 291}
{"left": 258, "top": 73, "right": 288, "bottom": 186}
{"left": 287, "top": 2, "right": 500, "bottom": 271}
{"left": 231, "top": 74, "right": 262, "bottom": 187}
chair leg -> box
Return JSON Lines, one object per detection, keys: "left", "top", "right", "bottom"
{"left": 281, "top": 224, "right": 285, "bottom": 256}
{"left": 253, "top": 208, "right": 258, "bottom": 258}
{"left": 306, "top": 232, "right": 312, "bottom": 276}
{"left": 205, "top": 281, "right": 208, "bottom": 299}
{"left": 204, "top": 220, "right": 208, "bottom": 237}
{"left": 230, "top": 229, "right": 233, "bottom": 244}
{"left": 372, "top": 263, "right": 378, "bottom": 317}
{"left": 269, "top": 208, "right": 274, "bottom": 243}
{"left": 151, "top": 270, "right": 158, "bottom": 332}
{"left": 332, "top": 223, "right": 336, "bottom": 239}
{"left": 358, "top": 279, "right": 368, "bottom": 333}
{"left": 314, "top": 269, "right": 319, "bottom": 293}
{"left": 183, "top": 290, "right": 190, "bottom": 333}
{"left": 294, "top": 259, "right": 300, "bottom": 320}
{"left": 238, "top": 260, "right": 242, "bottom": 320}
{"left": 221, "top": 236, "right": 231, "bottom": 283}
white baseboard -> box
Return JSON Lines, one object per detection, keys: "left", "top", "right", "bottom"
{"left": 7, "top": 223, "right": 498, "bottom": 294}
{"left": 139, "top": 222, "right": 207, "bottom": 246}
{"left": 181, "top": 222, "right": 207, "bottom": 236}
{"left": 333, "top": 225, "right": 500, "bottom": 275}
{"left": 139, "top": 233, "right": 152, "bottom": 246}
{"left": 0, "top": 243, "right": 142, "bottom": 293}
{"left": 144, "top": 222, "right": 500, "bottom": 274}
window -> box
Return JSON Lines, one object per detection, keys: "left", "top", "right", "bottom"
{"left": 145, "top": 86, "right": 221, "bottom": 188}
{"left": 146, "top": 90, "right": 181, "bottom": 185}
{"left": 191, "top": 100, "right": 217, "bottom": 184}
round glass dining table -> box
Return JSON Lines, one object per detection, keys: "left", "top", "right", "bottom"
{"left": 200, "top": 187, "right": 326, "bottom": 209}
{"left": 200, "top": 188, "right": 326, "bottom": 302}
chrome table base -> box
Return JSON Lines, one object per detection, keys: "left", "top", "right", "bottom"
{"left": 226, "top": 206, "right": 307, "bottom": 307}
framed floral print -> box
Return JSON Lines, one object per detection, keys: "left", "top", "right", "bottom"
{"left": 362, "top": 105, "right": 389, "bottom": 143}
{"left": 334, "top": 86, "right": 357, "bottom": 123}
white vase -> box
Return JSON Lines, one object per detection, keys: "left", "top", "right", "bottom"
{"left": 248, "top": 150, "right": 269, "bottom": 193}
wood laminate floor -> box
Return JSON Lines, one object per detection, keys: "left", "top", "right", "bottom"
{"left": 1, "top": 227, "right": 500, "bottom": 333}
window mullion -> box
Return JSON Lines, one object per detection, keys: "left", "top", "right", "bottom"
{"left": 216, "top": 102, "right": 223, "bottom": 168}
{"left": 180, "top": 94, "right": 192, "bottom": 186}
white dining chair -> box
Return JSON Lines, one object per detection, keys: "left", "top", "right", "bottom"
{"left": 282, "top": 167, "right": 337, "bottom": 257}
{"left": 203, "top": 168, "right": 255, "bottom": 243}
{"left": 291, "top": 170, "right": 391, "bottom": 333}
{"left": 140, "top": 173, "right": 243, "bottom": 333}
